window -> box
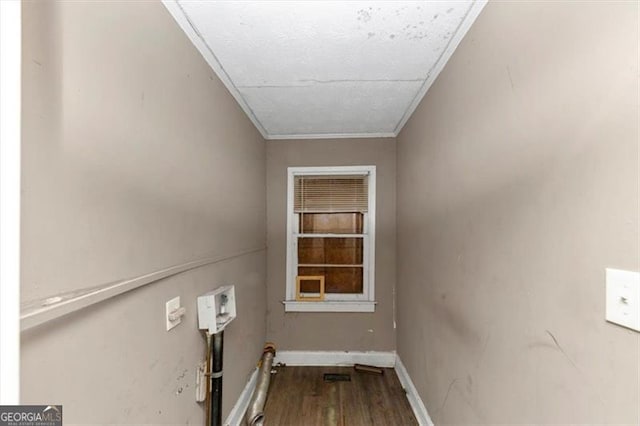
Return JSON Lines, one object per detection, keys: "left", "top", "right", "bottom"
{"left": 284, "top": 166, "right": 376, "bottom": 312}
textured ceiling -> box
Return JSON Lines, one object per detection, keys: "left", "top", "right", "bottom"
{"left": 163, "top": 1, "right": 486, "bottom": 139}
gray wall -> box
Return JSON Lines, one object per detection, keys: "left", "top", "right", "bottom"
{"left": 266, "top": 138, "right": 396, "bottom": 350}
{"left": 396, "top": 2, "right": 639, "bottom": 424}
{"left": 21, "top": 1, "right": 266, "bottom": 423}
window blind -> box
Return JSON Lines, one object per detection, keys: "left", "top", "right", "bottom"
{"left": 294, "top": 175, "right": 368, "bottom": 213}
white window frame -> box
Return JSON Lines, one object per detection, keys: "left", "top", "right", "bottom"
{"left": 283, "top": 166, "right": 376, "bottom": 313}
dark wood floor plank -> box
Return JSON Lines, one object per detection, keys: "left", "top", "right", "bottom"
{"left": 263, "top": 366, "right": 418, "bottom": 426}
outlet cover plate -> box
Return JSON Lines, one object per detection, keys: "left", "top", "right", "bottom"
{"left": 606, "top": 268, "right": 640, "bottom": 332}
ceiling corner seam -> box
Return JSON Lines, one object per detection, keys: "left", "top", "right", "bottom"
{"left": 391, "top": 0, "right": 488, "bottom": 136}
{"left": 162, "top": 0, "right": 270, "bottom": 139}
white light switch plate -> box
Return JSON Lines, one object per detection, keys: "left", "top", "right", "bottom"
{"left": 166, "top": 296, "right": 182, "bottom": 331}
{"left": 606, "top": 268, "right": 640, "bottom": 332}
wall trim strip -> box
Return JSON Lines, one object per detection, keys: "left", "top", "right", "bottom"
{"left": 267, "top": 132, "right": 396, "bottom": 140}
{"left": 395, "top": 355, "right": 434, "bottom": 426}
{"left": 274, "top": 350, "right": 397, "bottom": 367}
{"left": 20, "top": 247, "right": 266, "bottom": 331}
{"left": 224, "top": 367, "right": 259, "bottom": 426}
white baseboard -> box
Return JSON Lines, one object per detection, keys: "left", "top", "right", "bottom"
{"left": 274, "top": 350, "right": 396, "bottom": 367}
{"left": 224, "top": 367, "right": 258, "bottom": 426}
{"left": 225, "top": 352, "right": 433, "bottom": 426}
{"left": 394, "top": 356, "right": 434, "bottom": 426}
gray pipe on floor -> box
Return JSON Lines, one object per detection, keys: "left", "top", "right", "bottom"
{"left": 244, "top": 343, "right": 276, "bottom": 426}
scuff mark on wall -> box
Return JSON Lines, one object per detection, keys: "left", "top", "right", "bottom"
{"left": 392, "top": 284, "right": 397, "bottom": 329}
{"left": 176, "top": 368, "right": 188, "bottom": 380}
{"left": 545, "top": 329, "right": 579, "bottom": 371}
{"left": 437, "top": 377, "right": 460, "bottom": 416}
{"left": 466, "top": 374, "right": 473, "bottom": 394}
{"left": 433, "top": 296, "right": 481, "bottom": 345}
{"left": 533, "top": 330, "right": 608, "bottom": 411}
{"left": 506, "top": 66, "right": 515, "bottom": 92}
{"left": 475, "top": 331, "right": 491, "bottom": 368}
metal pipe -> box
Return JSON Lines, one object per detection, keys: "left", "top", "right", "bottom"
{"left": 210, "top": 331, "right": 224, "bottom": 426}
{"left": 244, "top": 343, "right": 276, "bottom": 426}
{"left": 204, "top": 332, "right": 212, "bottom": 426}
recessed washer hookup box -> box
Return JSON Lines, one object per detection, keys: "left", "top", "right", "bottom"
{"left": 197, "top": 285, "right": 237, "bottom": 334}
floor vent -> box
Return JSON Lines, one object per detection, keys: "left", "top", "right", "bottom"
{"left": 323, "top": 373, "right": 351, "bottom": 382}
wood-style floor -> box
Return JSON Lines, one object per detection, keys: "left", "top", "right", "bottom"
{"left": 262, "top": 366, "right": 418, "bottom": 426}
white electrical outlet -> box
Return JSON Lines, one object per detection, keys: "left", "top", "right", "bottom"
{"left": 606, "top": 268, "right": 640, "bottom": 332}
{"left": 166, "top": 296, "right": 183, "bottom": 331}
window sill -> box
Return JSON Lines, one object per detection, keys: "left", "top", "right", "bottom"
{"left": 282, "top": 300, "right": 376, "bottom": 313}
